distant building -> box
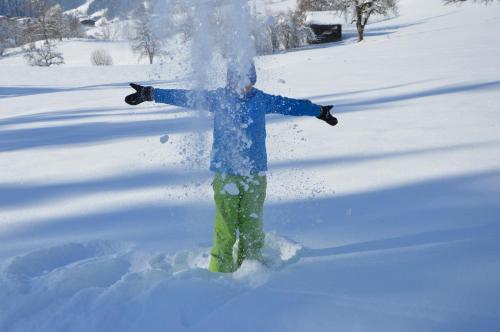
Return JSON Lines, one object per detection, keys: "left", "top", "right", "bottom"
{"left": 80, "top": 19, "right": 96, "bottom": 27}
{"left": 306, "top": 11, "right": 343, "bottom": 44}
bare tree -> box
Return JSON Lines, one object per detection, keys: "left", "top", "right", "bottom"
{"left": 268, "top": 11, "right": 314, "bottom": 52}
{"left": 29, "top": 0, "right": 51, "bottom": 41}
{"left": 24, "top": 40, "right": 64, "bottom": 66}
{"left": 0, "top": 16, "right": 10, "bottom": 56}
{"left": 0, "top": 17, "right": 34, "bottom": 51}
{"left": 129, "top": 3, "right": 163, "bottom": 64}
{"left": 96, "top": 17, "right": 114, "bottom": 40}
{"left": 18, "top": 1, "right": 71, "bottom": 66}
{"left": 66, "top": 14, "right": 84, "bottom": 38}
{"left": 0, "top": 39, "right": 6, "bottom": 57}
{"left": 26, "top": 1, "right": 66, "bottom": 42}
{"left": 46, "top": 4, "right": 65, "bottom": 41}
{"left": 90, "top": 48, "right": 113, "bottom": 66}
{"left": 333, "top": 0, "right": 398, "bottom": 42}
{"left": 9, "top": 17, "right": 29, "bottom": 46}
{"left": 253, "top": 5, "right": 315, "bottom": 54}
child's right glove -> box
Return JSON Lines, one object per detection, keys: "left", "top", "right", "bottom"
{"left": 125, "top": 83, "right": 154, "bottom": 105}
{"left": 317, "top": 105, "right": 338, "bottom": 126}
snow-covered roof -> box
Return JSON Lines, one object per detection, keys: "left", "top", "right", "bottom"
{"left": 305, "top": 11, "right": 343, "bottom": 25}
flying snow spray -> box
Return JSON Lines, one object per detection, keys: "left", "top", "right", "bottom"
{"left": 157, "top": 0, "right": 258, "bottom": 169}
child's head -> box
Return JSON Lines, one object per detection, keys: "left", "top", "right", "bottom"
{"left": 227, "top": 62, "right": 257, "bottom": 92}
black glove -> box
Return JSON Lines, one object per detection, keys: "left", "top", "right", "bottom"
{"left": 125, "top": 83, "right": 154, "bottom": 105}
{"left": 317, "top": 105, "right": 338, "bottom": 126}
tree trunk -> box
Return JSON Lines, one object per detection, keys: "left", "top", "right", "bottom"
{"left": 357, "top": 25, "right": 364, "bottom": 42}
{"left": 356, "top": 6, "right": 364, "bottom": 42}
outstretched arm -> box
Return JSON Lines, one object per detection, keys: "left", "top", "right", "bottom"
{"left": 154, "top": 88, "right": 212, "bottom": 109}
{"left": 125, "top": 83, "right": 213, "bottom": 110}
{"left": 266, "top": 94, "right": 338, "bottom": 126}
{"left": 267, "top": 94, "right": 321, "bottom": 117}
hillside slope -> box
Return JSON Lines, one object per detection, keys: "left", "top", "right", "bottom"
{"left": 1, "top": 0, "right": 500, "bottom": 331}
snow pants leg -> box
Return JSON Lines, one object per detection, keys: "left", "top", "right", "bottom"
{"left": 209, "top": 173, "right": 267, "bottom": 273}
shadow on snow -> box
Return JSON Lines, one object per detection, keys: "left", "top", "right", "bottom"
{"left": 0, "top": 115, "right": 210, "bottom": 152}
{"left": 311, "top": 80, "right": 500, "bottom": 114}
{"left": 0, "top": 79, "right": 178, "bottom": 99}
{"left": 2, "top": 140, "right": 499, "bottom": 208}
{"left": 1, "top": 166, "right": 499, "bottom": 262}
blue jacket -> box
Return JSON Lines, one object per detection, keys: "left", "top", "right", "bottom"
{"left": 154, "top": 87, "right": 321, "bottom": 176}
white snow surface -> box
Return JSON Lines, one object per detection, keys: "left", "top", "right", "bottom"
{"left": 1, "top": 0, "right": 500, "bottom": 330}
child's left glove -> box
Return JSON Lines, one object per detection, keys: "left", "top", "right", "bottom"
{"left": 125, "top": 83, "right": 154, "bottom": 105}
{"left": 317, "top": 105, "right": 338, "bottom": 126}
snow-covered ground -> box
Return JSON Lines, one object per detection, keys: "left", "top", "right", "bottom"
{"left": 1, "top": 0, "right": 500, "bottom": 330}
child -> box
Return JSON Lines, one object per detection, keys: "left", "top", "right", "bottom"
{"left": 125, "top": 63, "right": 337, "bottom": 272}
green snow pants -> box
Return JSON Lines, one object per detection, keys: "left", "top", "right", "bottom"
{"left": 209, "top": 173, "right": 267, "bottom": 273}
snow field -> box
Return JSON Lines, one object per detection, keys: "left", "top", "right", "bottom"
{"left": 1, "top": 0, "right": 500, "bottom": 330}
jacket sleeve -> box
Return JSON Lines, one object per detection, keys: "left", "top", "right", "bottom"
{"left": 266, "top": 94, "right": 321, "bottom": 117}
{"left": 153, "top": 88, "right": 214, "bottom": 110}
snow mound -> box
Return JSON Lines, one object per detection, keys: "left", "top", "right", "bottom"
{"left": 4, "top": 240, "right": 127, "bottom": 282}
{"left": 0, "top": 234, "right": 302, "bottom": 331}
{"left": 263, "top": 232, "right": 302, "bottom": 265}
